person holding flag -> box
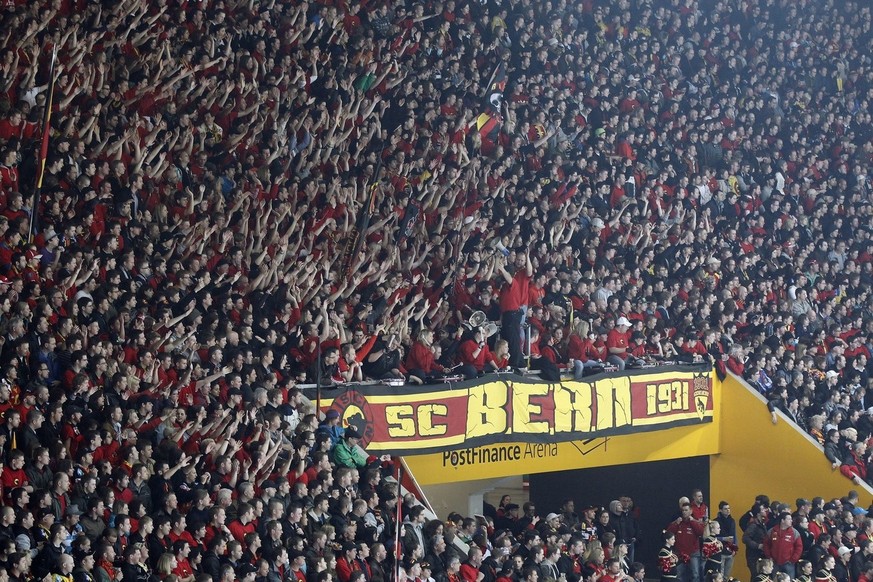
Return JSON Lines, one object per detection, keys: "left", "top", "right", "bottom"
{"left": 472, "top": 60, "right": 508, "bottom": 156}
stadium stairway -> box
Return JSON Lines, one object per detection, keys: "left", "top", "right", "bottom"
{"left": 712, "top": 373, "right": 873, "bottom": 567}
{"left": 407, "top": 372, "right": 872, "bottom": 570}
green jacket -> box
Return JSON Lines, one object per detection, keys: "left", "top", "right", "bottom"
{"left": 332, "top": 439, "right": 369, "bottom": 468}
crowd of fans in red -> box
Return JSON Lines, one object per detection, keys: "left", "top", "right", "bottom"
{"left": 0, "top": 0, "right": 869, "bottom": 579}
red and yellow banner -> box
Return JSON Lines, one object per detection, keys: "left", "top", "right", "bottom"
{"left": 319, "top": 365, "right": 713, "bottom": 456}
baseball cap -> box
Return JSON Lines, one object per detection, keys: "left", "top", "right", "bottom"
{"left": 838, "top": 546, "right": 853, "bottom": 557}
{"left": 288, "top": 548, "right": 305, "bottom": 561}
{"left": 616, "top": 317, "right": 632, "bottom": 327}
{"left": 546, "top": 513, "right": 560, "bottom": 521}
{"left": 238, "top": 564, "right": 258, "bottom": 577}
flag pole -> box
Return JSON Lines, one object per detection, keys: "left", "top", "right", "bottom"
{"left": 393, "top": 461, "right": 404, "bottom": 582}
{"left": 482, "top": 61, "right": 502, "bottom": 100}
{"left": 29, "top": 44, "right": 58, "bottom": 243}
{"left": 342, "top": 144, "right": 384, "bottom": 281}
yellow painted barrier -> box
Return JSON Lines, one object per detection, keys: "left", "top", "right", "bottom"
{"left": 404, "top": 417, "right": 722, "bottom": 484}
{"left": 711, "top": 374, "right": 873, "bottom": 575}
{"left": 403, "top": 371, "right": 721, "bottom": 485}
{"left": 316, "top": 365, "right": 715, "bottom": 456}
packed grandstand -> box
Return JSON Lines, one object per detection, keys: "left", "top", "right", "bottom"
{"left": 0, "top": 0, "right": 871, "bottom": 580}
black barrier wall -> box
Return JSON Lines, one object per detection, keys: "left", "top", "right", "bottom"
{"left": 530, "top": 456, "right": 710, "bottom": 572}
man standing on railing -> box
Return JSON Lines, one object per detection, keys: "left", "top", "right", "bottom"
{"left": 498, "top": 249, "right": 532, "bottom": 370}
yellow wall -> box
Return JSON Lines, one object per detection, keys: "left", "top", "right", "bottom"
{"left": 711, "top": 374, "right": 873, "bottom": 570}
{"left": 401, "top": 371, "right": 873, "bottom": 575}
{"left": 405, "top": 378, "right": 721, "bottom": 484}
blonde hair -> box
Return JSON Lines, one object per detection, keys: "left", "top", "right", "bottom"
{"left": 572, "top": 318, "right": 590, "bottom": 337}
{"left": 704, "top": 519, "right": 720, "bottom": 537}
{"left": 584, "top": 541, "right": 604, "bottom": 563}
{"left": 156, "top": 553, "right": 175, "bottom": 576}
{"left": 757, "top": 558, "right": 774, "bottom": 574}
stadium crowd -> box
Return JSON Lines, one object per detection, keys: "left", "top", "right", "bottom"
{"left": 0, "top": 0, "right": 870, "bottom": 579}
{"left": 659, "top": 491, "right": 873, "bottom": 582}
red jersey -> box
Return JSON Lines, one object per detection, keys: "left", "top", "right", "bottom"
{"left": 500, "top": 271, "right": 531, "bottom": 312}
{"left": 606, "top": 329, "right": 630, "bottom": 359}
{"left": 458, "top": 339, "right": 492, "bottom": 371}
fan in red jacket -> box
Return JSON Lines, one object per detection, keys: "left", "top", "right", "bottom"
{"left": 404, "top": 329, "right": 447, "bottom": 381}
{"left": 839, "top": 441, "right": 869, "bottom": 485}
{"left": 666, "top": 504, "right": 704, "bottom": 565}
{"left": 336, "top": 542, "right": 363, "bottom": 582}
{"left": 762, "top": 513, "right": 803, "bottom": 572}
{"left": 460, "top": 547, "right": 484, "bottom": 582}
{"left": 457, "top": 328, "right": 499, "bottom": 379}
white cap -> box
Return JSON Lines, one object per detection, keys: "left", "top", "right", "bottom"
{"left": 616, "top": 317, "right": 632, "bottom": 328}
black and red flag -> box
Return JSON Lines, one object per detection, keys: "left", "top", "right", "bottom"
{"left": 29, "top": 45, "right": 57, "bottom": 241}
{"left": 342, "top": 149, "right": 384, "bottom": 281}
{"left": 485, "top": 61, "right": 507, "bottom": 109}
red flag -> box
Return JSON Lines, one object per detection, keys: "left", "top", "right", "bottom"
{"left": 475, "top": 111, "right": 502, "bottom": 143}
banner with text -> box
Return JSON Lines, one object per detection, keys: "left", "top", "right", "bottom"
{"left": 319, "top": 365, "right": 714, "bottom": 456}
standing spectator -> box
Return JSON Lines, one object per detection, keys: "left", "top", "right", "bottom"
{"left": 690, "top": 491, "right": 709, "bottom": 523}
{"left": 558, "top": 536, "right": 586, "bottom": 582}
{"left": 714, "top": 502, "right": 737, "bottom": 577}
{"left": 763, "top": 512, "right": 803, "bottom": 577}
{"left": 609, "top": 499, "right": 638, "bottom": 563}
{"left": 497, "top": 250, "right": 532, "bottom": 370}
{"left": 834, "top": 547, "right": 852, "bottom": 582}
{"left": 701, "top": 521, "right": 725, "bottom": 578}
{"left": 666, "top": 504, "right": 704, "bottom": 582}
{"left": 744, "top": 504, "right": 771, "bottom": 579}
{"left": 796, "top": 516, "right": 815, "bottom": 562}
{"left": 658, "top": 532, "right": 679, "bottom": 582}
{"left": 849, "top": 540, "right": 873, "bottom": 582}
{"left": 809, "top": 535, "right": 833, "bottom": 572}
